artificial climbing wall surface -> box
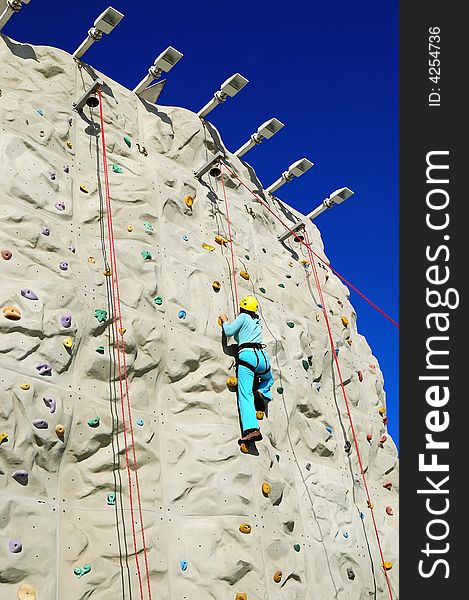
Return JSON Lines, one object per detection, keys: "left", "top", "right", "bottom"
{"left": 0, "top": 35, "right": 399, "bottom": 600}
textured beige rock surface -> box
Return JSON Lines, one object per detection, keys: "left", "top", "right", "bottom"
{"left": 0, "top": 35, "right": 398, "bottom": 599}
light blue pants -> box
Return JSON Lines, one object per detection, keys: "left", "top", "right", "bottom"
{"left": 237, "top": 349, "right": 274, "bottom": 433}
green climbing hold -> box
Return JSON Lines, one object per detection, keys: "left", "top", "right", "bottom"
{"left": 112, "top": 164, "right": 124, "bottom": 173}
{"left": 141, "top": 250, "right": 152, "bottom": 260}
{"left": 96, "top": 346, "right": 105, "bottom": 354}
{"left": 278, "top": 283, "right": 285, "bottom": 288}
{"left": 245, "top": 255, "right": 250, "bottom": 260}
{"left": 88, "top": 416, "right": 100, "bottom": 428}
{"left": 154, "top": 296, "right": 163, "bottom": 305}
{"left": 286, "top": 321, "right": 295, "bottom": 328}
{"left": 302, "top": 359, "right": 309, "bottom": 371}
{"left": 275, "top": 454, "right": 280, "bottom": 462}
{"left": 107, "top": 492, "right": 116, "bottom": 506}
{"left": 94, "top": 309, "right": 107, "bottom": 323}
{"left": 259, "top": 287, "right": 266, "bottom": 294}
{"left": 277, "top": 386, "right": 284, "bottom": 394}
{"left": 124, "top": 135, "right": 131, "bottom": 147}
{"left": 294, "top": 543, "right": 301, "bottom": 552}
{"left": 144, "top": 222, "right": 154, "bottom": 232}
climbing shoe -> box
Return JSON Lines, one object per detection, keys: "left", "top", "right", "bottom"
{"left": 238, "top": 429, "right": 263, "bottom": 445}
{"left": 254, "top": 390, "right": 266, "bottom": 412}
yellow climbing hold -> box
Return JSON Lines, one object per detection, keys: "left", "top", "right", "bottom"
{"left": 66, "top": 141, "right": 73, "bottom": 149}
{"left": 315, "top": 313, "right": 321, "bottom": 322}
{"left": 17, "top": 584, "right": 36, "bottom": 600}
{"left": 202, "top": 243, "right": 215, "bottom": 251}
{"left": 299, "top": 259, "right": 310, "bottom": 266}
{"left": 239, "top": 271, "right": 250, "bottom": 280}
{"left": 212, "top": 281, "right": 221, "bottom": 291}
{"left": 367, "top": 501, "right": 374, "bottom": 509}
{"left": 55, "top": 424, "right": 65, "bottom": 437}
{"left": 226, "top": 376, "right": 238, "bottom": 388}
{"left": 184, "top": 195, "right": 194, "bottom": 208}
{"left": 103, "top": 268, "right": 112, "bottom": 276}
{"left": 215, "top": 235, "right": 229, "bottom": 246}
{"left": 262, "top": 482, "right": 271, "bottom": 497}
{"left": 341, "top": 316, "right": 349, "bottom": 327}
{"left": 239, "top": 523, "right": 252, "bottom": 534}
{"left": 119, "top": 327, "right": 127, "bottom": 335}
{"left": 378, "top": 407, "right": 386, "bottom": 415}
{"left": 382, "top": 561, "right": 393, "bottom": 571}
{"left": 127, "top": 224, "right": 133, "bottom": 232}
{"left": 235, "top": 594, "right": 248, "bottom": 600}
{"left": 273, "top": 570, "right": 282, "bottom": 583}
{"left": 80, "top": 184, "right": 89, "bottom": 193}
{"left": 256, "top": 410, "right": 264, "bottom": 420}
{"left": 19, "top": 383, "right": 30, "bottom": 391}
{"left": 239, "top": 443, "right": 249, "bottom": 454}
{"left": 88, "top": 256, "right": 96, "bottom": 264}
{"left": 0, "top": 432, "right": 8, "bottom": 445}
{"left": 63, "top": 337, "right": 73, "bottom": 349}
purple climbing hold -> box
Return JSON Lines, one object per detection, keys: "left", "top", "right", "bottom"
{"left": 69, "top": 245, "right": 76, "bottom": 253}
{"left": 21, "top": 289, "right": 38, "bottom": 301}
{"left": 12, "top": 469, "right": 28, "bottom": 485}
{"left": 8, "top": 539, "right": 22, "bottom": 553}
{"left": 63, "top": 165, "right": 70, "bottom": 173}
{"left": 33, "top": 419, "right": 49, "bottom": 429}
{"left": 55, "top": 201, "right": 65, "bottom": 211}
{"left": 50, "top": 173, "right": 56, "bottom": 181}
{"left": 36, "top": 363, "right": 52, "bottom": 376}
{"left": 41, "top": 226, "right": 50, "bottom": 236}
{"left": 59, "top": 261, "right": 68, "bottom": 271}
{"left": 43, "top": 397, "right": 56, "bottom": 414}
{"left": 60, "top": 313, "right": 72, "bottom": 328}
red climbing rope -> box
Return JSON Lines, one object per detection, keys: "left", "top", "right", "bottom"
{"left": 220, "top": 161, "right": 399, "bottom": 329}
{"left": 98, "top": 88, "right": 153, "bottom": 600}
{"left": 304, "top": 230, "right": 394, "bottom": 600}
{"left": 220, "top": 162, "right": 239, "bottom": 311}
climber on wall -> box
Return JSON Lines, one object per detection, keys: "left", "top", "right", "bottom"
{"left": 218, "top": 296, "right": 274, "bottom": 444}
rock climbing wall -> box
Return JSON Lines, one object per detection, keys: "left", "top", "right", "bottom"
{"left": 0, "top": 35, "right": 399, "bottom": 600}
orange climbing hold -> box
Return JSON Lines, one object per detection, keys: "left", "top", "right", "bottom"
{"left": 235, "top": 594, "right": 247, "bottom": 600}
{"left": 119, "top": 327, "right": 127, "bottom": 335}
{"left": 2, "top": 306, "right": 21, "bottom": 320}
{"left": 341, "top": 315, "right": 349, "bottom": 327}
{"left": 88, "top": 256, "right": 96, "bottom": 263}
{"left": 239, "top": 523, "right": 252, "bottom": 534}
{"left": 239, "top": 271, "right": 250, "bottom": 280}
{"left": 214, "top": 235, "right": 229, "bottom": 246}
{"left": 55, "top": 424, "right": 65, "bottom": 437}
{"left": 239, "top": 443, "right": 249, "bottom": 454}
{"left": 103, "top": 268, "right": 112, "bottom": 276}
{"left": 378, "top": 407, "right": 386, "bottom": 415}
{"left": 273, "top": 571, "right": 282, "bottom": 583}
{"left": 262, "top": 482, "right": 271, "bottom": 497}
{"left": 17, "top": 584, "right": 36, "bottom": 600}
{"left": 184, "top": 195, "right": 194, "bottom": 208}
{"left": 367, "top": 501, "right": 374, "bottom": 509}
{"left": 212, "top": 281, "right": 221, "bottom": 291}
{"left": 382, "top": 561, "right": 393, "bottom": 571}
{"left": 366, "top": 434, "right": 373, "bottom": 443}
{"left": 256, "top": 410, "right": 264, "bottom": 420}
{"left": 226, "top": 376, "right": 238, "bottom": 389}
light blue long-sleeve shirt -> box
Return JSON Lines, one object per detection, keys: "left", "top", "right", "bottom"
{"left": 222, "top": 312, "right": 263, "bottom": 345}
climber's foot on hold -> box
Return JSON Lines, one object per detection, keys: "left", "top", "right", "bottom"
{"left": 238, "top": 428, "right": 262, "bottom": 445}
{"left": 254, "top": 390, "right": 266, "bottom": 412}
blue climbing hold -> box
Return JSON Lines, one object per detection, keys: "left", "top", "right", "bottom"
{"left": 343, "top": 532, "right": 349, "bottom": 539}
{"left": 182, "top": 234, "right": 189, "bottom": 241}
{"left": 36, "top": 109, "right": 44, "bottom": 116}
{"left": 136, "top": 418, "right": 144, "bottom": 426}
{"left": 359, "top": 511, "right": 365, "bottom": 520}
{"left": 325, "top": 425, "right": 333, "bottom": 434}
{"left": 180, "top": 560, "right": 188, "bottom": 572}
{"left": 317, "top": 303, "right": 323, "bottom": 309}
{"left": 178, "top": 310, "right": 186, "bottom": 319}
{"left": 335, "top": 347, "right": 340, "bottom": 356}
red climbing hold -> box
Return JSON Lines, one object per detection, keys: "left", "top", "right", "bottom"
{"left": 385, "top": 506, "right": 394, "bottom": 516}
{"left": 383, "top": 481, "right": 392, "bottom": 491}
{"left": 1, "top": 249, "right": 12, "bottom": 260}
{"left": 366, "top": 434, "right": 373, "bottom": 443}
{"left": 379, "top": 435, "right": 387, "bottom": 445}
{"left": 357, "top": 371, "right": 363, "bottom": 382}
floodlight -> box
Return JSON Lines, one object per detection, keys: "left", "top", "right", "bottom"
{"left": 0, "top": 0, "right": 31, "bottom": 32}
{"left": 197, "top": 73, "right": 249, "bottom": 118}
{"left": 72, "top": 6, "right": 124, "bottom": 60}
{"left": 306, "top": 187, "right": 354, "bottom": 221}
{"left": 234, "top": 118, "right": 284, "bottom": 158}
{"left": 133, "top": 46, "right": 183, "bottom": 96}
{"left": 266, "top": 158, "right": 314, "bottom": 194}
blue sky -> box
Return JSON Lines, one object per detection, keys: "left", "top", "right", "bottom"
{"left": 3, "top": 1, "right": 399, "bottom": 447}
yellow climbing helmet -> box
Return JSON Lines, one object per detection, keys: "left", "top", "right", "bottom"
{"left": 240, "top": 295, "right": 258, "bottom": 313}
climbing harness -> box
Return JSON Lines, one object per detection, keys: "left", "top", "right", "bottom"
{"left": 237, "top": 342, "right": 271, "bottom": 375}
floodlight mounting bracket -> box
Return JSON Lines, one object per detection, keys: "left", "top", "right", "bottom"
{"left": 194, "top": 151, "right": 225, "bottom": 180}
{"left": 73, "top": 78, "right": 104, "bottom": 112}
{"left": 88, "top": 27, "right": 103, "bottom": 41}
{"left": 214, "top": 91, "right": 228, "bottom": 103}
{"left": 149, "top": 65, "right": 163, "bottom": 79}
{"left": 278, "top": 221, "right": 306, "bottom": 244}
